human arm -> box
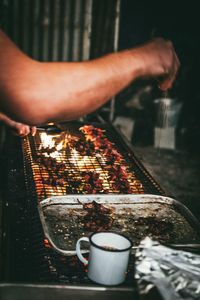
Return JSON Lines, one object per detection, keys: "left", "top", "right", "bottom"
{"left": 0, "top": 112, "right": 36, "bottom": 137}
{"left": 0, "top": 30, "right": 180, "bottom": 125}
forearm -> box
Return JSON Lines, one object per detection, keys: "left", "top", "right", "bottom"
{"left": 0, "top": 111, "right": 16, "bottom": 128}
{"left": 0, "top": 30, "right": 179, "bottom": 125}
{"left": 1, "top": 48, "right": 143, "bottom": 125}
{"left": 34, "top": 51, "right": 142, "bottom": 122}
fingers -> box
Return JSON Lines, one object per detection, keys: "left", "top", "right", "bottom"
{"left": 10, "top": 123, "right": 37, "bottom": 137}
{"left": 158, "top": 43, "right": 180, "bottom": 91}
{"left": 139, "top": 37, "right": 180, "bottom": 90}
{"left": 10, "top": 124, "right": 31, "bottom": 137}
{"left": 17, "top": 125, "right": 30, "bottom": 137}
{"left": 31, "top": 126, "right": 37, "bottom": 136}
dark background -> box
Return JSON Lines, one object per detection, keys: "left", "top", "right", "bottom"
{"left": 116, "top": 1, "right": 200, "bottom": 222}
{"left": 117, "top": 0, "right": 200, "bottom": 152}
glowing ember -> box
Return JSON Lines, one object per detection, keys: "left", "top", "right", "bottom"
{"left": 44, "top": 238, "right": 51, "bottom": 248}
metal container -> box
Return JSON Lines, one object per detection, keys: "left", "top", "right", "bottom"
{"left": 38, "top": 194, "right": 200, "bottom": 256}
{"left": 154, "top": 98, "right": 182, "bottom": 128}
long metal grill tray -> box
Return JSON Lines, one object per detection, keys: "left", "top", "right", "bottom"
{"left": 21, "top": 121, "right": 164, "bottom": 201}
{"left": 38, "top": 194, "right": 200, "bottom": 256}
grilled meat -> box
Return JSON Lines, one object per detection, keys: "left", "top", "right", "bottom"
{"left": 135, "top": 216, "right": 173, "bottom": 235}
{"left": 38, "top": 154, "right": 65, "bottom": 172}
{"left": 81, "top": 171, "right": 109, "bottom": 194}
{"left": 81, "top": 200, "right": 113, "bottom": 231}
{"left": 80, "top": 125, "right": 132, "bottom": 193}
{"left": 40, "top": 146, "right": 57, "bottom": 155}
{"left": 68, "top": 136, "right": 95, "bottom": 156}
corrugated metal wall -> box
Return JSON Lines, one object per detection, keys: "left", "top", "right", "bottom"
{"left": 90, "top": 0, "right": 120, "bottom": 59}
{"left": 3, "top": 0, "right": 120, "bottom": 62}
{"left": 2, "top": 0, "right": 120, "bottom": 120}
{"left": 4, "top": 0, "right": 93, "bottom": 62}
{"left": 90, "top": 0, "right": 120, "bottom": 121}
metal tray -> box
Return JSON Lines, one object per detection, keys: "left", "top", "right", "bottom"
{"left": 38, "top": 194, "right": 200, "bottom": 256}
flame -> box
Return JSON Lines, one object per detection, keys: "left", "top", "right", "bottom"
{"left": 39, "top": 132, "right": 64, "bottom": 161}
{"left": 34, "top": 129, "right": 145, "bottom": 197}
{"left": 40, "top": 132, "right": 56, "bottom": 148}
{"left": 70, "top": 149, "right": 93, "bottom": 168}
{"left": 56, "top": 141, "right": 64, "bottom": 151}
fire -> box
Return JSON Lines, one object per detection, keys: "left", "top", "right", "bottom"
{"left": 39, "top": 132, "right": 64, "bottom": 160}
{"left": 40, "top": 132, "right": 56, "bottom": 148}
{"left": 44, "top": 238, "right": 51, "bottom": 248}
{"left": 40, "top": 132, "right": 64, "bottom": 151}
{"left": 70, "top": 148, "right": 96, "bottom": 168}
{"left": 31, "top": 126, "right": 145, "bottom": 200}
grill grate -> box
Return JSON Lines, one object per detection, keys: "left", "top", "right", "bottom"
{"left": 16, "top": 121, "right": 163, "bottom": 284}
{"left": 21, "top": 122, "right": 164, "bottom": 202}
{"left": 2, "top": 128, "right": 200, "bottom": 289}
{"left": 1, "top": 126, "right": 162, "bottom": 287}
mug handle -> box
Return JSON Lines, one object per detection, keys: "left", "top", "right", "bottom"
{"left": 76, "top": 237, "right": 89, "bottom": 265}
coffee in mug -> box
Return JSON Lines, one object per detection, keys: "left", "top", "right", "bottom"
{"left": 76, "top": 232, "right": 133, "bottom": 285}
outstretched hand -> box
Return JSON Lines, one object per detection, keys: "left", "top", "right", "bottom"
{"left": 134, "top": 37, "right": 180, "bottom": 90}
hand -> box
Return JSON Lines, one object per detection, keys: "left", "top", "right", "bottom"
{"left": 134, "top": 37, "right": 180, "bottom": 90}
{"left": 0, "top": 112, "right": 37, "bottom": 137}
{"left": 10, "top": 122, "right": 37, "bottom": 137}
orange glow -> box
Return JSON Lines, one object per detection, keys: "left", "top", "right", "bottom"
{"left": 44, "top": 238, "right": 51, "bottom": 248}
{"left": 32, "top": 125, "right": 145, "bottom": 199}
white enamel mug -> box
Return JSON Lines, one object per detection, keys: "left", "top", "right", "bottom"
{"left": 76, "top": 232, "right": 133, "bottom": 286}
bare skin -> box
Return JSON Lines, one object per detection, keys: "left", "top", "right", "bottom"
{"left": 0, "top": 29, "right": 180, "bottom": 126}
{"left": 0, "top": 112, "right": 36, "bottom": 137}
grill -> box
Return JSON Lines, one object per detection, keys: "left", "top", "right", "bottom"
{"left": 1, "top": 121, "right": 200, "bottom": 299}
{"left": 21, "top": 121, "right": 164, "bottom": 202}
